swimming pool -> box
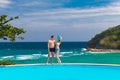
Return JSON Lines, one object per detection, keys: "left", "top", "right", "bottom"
{"left": 0, "top": 64, "right": 120, "bottom": 80}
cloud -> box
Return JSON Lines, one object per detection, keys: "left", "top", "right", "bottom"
{"left": 21, "top": 1, "right": 41, "bottom": 6}
{"left": 20, "top": 1, "right": 120, "bottom": 29}
{"left": 10, "top": 0, "right": 120, "bottom": 41}
{"left": 20, "top": 0, "right": 67, "bottom": 9}
{"left": 0, "top": 0, "right": 11, "bottom": 8}
{"left": 24, "top": 4, "right": 120, "bottom": 19}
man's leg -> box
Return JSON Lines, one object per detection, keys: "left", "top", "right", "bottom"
{"left": 51, "top": 52, "right": 54, "bottom": 64}
{"left": 46, "top": 52, "right": 50, "bottom": 64}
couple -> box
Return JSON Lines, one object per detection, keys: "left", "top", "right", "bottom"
{"left": 46, "top": 35, "right": 62, "bottom": 64}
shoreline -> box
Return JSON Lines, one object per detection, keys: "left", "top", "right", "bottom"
{"left": 86, "top": 48, "right": 120, "bottom": 53}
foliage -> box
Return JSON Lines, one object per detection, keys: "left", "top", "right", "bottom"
{"left": 0, "top": 14, "right": 26, "bottom": 42}
{"left": 0, "top": 59, "right": 15, "bottom": 65}
{"left": 87, "top": 25, "right": 120, "bottom": 49}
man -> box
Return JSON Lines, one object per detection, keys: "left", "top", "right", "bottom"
{"left": 46, "top": 35, "right": 56, "bottom": 64}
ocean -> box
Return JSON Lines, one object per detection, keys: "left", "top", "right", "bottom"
{"left": 0, "top": 42, "right": 120, "bottom": 64}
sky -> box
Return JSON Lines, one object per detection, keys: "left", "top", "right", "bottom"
{"left": 0, "top": 0, "right": 120, "bottom": 42}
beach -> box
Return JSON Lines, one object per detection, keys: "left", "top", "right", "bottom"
{"left": 86, "top": 48, "right": 120, "bottom": 53}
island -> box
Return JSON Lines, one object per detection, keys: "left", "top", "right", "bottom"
{"left": 86, "top": 25, "right": 120, "bottom": 52}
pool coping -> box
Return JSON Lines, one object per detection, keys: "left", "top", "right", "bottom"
{"left": 1, "top": 63, "right": 120, "bottom": 67}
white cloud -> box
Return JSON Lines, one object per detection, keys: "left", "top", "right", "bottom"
{"left": 11, "top": 1, "right": 120, "bottom": 41}
{"left": 24, "top": 5, "right": 120, "bottom": 19}
{"left": 21, "top": 1, "right": 41, "bottom": 6}
{"left": 0, "top": 0, "right": 11, "bottom": 8}
{"left": 20, "top": 1, "right": 64, "bottom": 8}
{"left": 21, "top": 1, "right": 120, "bottom": 29}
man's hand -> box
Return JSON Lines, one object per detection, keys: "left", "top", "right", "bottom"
{"left": 48, "top": 48, "right": 50, "bottom": 52}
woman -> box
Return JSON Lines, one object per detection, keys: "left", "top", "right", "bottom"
{"left": 55, "top": 40, "right": 61, "bottom": 64}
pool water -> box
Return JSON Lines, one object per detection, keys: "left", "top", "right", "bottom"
{"left": 0, "top": 64, "right": 120, "bottom": 80}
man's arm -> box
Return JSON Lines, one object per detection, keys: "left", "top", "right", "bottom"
{"left": 48, "top": 40, "right": 50, "bottom": 52}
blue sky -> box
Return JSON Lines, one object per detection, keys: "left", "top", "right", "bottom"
{"left": 0, "top": 0, "right": 120, "bottom": 42}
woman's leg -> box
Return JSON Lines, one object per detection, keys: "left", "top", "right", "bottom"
{"left": 56, "top": 52, "right": 61, "bottom": 64}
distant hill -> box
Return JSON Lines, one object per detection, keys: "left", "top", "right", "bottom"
{"left": 86, "top": 25, "right": 120, "bottom": 49}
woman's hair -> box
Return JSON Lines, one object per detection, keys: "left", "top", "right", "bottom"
{"left": 58, "top": 40, "right": 61, "bottom": 42}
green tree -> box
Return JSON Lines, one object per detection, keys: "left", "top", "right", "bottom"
{"left": 0, "top": 14, "right": 26, "bottom": 42}
{"left": 100, "top": 35, "right": 118, "bottom": 49}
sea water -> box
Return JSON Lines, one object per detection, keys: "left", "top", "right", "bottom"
{"left": 0, "top": 42, "right": 120, "bottom": 64}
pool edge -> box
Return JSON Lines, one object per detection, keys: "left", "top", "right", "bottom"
{"left": 1, "top": 63, "right": 120, "bottom": 67}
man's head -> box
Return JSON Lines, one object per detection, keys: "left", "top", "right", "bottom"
{"left": 51, "top": 35, "right": 54, "bottom": 40}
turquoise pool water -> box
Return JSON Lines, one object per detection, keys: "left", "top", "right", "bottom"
{"left": 0, "top": 64, "right": 120, "bottom": 80}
